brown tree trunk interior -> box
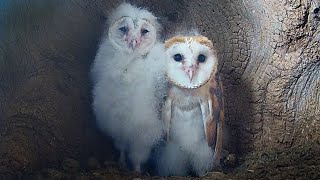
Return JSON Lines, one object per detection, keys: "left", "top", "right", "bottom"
{"left": 0, "top": 0, "right": 319, "bottom": 179}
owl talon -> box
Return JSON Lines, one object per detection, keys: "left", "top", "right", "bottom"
{"left": 200, "top": 171, "right": 209, "bottom": 177}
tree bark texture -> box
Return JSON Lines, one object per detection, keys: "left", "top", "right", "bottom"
{"left": 0, "top": 0, "right": 319, "bottom": 174}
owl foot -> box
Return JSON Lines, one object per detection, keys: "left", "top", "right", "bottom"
{"left": 118, "top": 151, "right": 127, "bottom": 169}
{"left": 212, "top": 163, "right": 222, "bottom": 172}
{"left": 197, "top": 170, "right": 209, "bottom": 177}
{"left": 133, "top": 164, "right": 141, "bottom": 173}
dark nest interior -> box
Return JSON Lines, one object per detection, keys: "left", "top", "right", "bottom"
{"left": 32, "top": 144, "right": 320, "bottom": 179}
{"left": 0, "top": 0, "right": 319, "bottom": 179}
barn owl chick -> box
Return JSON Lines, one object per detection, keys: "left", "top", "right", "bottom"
{"left": 157, "top": 35, "right": 224, "bottom": 176}
{"left": 107, "top": 3, "right": 159, "bottom": 55}
{"left": 91, "top": 3, "right": 166, "bottom": 172}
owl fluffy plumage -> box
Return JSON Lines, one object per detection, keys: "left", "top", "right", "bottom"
{"left": 157, "top": 34, "right": 224, "bottom": 176}
{"left": 91, "top": 3, "right": 167, "bottom": 172}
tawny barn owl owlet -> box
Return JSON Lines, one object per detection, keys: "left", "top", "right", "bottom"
{"left": 91, "top": 3, "right": 167, "bottom": 172}
{"left": 157, "top": 35, "right": 225, "bottom": 176}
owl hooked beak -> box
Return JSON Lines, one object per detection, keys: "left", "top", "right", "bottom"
{"left": 128, "top": 36, "right": 140, "bottom": 49}
{"left": 129, "top": 39, "right": 137, "bottom": 49}
{"left": 183, "top": 66, "right": 197, "bottom": 83}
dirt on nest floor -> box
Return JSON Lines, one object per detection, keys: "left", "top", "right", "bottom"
{"left": 19, "top": 143, "right": 320, "bottom": 179}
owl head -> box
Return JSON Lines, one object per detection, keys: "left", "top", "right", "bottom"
{"left": 165, "top": 36, "right": 218, "bottom": 89}
{"left": 108, "top": 3, "right": 160, "bottom": 55}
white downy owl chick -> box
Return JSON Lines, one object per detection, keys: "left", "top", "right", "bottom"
{"left": 157, "top": 35, "right": 224, "bottom": 176}
{"left": 91, "top": 3, "right": 167, "bottom": 172}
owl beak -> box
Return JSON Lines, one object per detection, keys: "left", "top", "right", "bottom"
{"left": 188, "top": 71, "right": 194, "bottom": 83}
{"left": 128, "top": 38, "right": 139, "bottom": 49}
{"left": 184, "top": 67, "right": 196, "bottom": 83}
{"left": 128, "top": 41, "right": 134, "bottom": 49}
{"left": 131, "top": 40, "right": 137, "bottom": 49}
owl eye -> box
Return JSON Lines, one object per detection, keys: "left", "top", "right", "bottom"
{"left": 141, "top": 29, "right": 149, "bottom": 35}
{"left": 197, "top": 54, "right": 206, "bottom": 63}
{"left": 173, "top": 54, "right": 183, "bottom": 62}
{"left": 119, "top": 26, "right": 128, "bottom": 33}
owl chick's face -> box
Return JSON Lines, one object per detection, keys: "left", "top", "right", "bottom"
{"left": 165, "top": 36, "right": 217, "bottom": 89}
{"left": 108, "top": 3, "right": 159, "bottom": 55}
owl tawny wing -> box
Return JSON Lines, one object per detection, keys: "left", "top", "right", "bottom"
{"left": 206, "top": 73, "right": 225, "bottom": 164}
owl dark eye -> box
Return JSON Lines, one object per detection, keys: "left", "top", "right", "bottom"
{"left": 173, "top": 54, "right": 183, "bottom": 62}
{"left": 141, "top": 29, "right": 149, "bottom": 35}
{"left": 197, "top": 54, "right": 206, "bottom": 63}
{"left": 119, "top": 26, "right": 128, "bottom": 33}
